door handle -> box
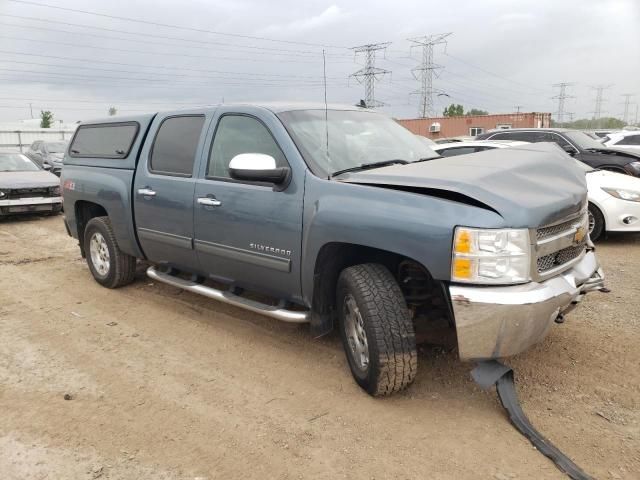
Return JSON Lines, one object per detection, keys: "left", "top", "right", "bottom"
{"left": 138, "top": 188, "right": 156, "bottom": 197}
{"left": 197, "top": 197, "right": 222, "bottom": 207}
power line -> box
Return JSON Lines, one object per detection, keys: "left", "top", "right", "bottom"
{"left": 621, "top": 93, "right": 635, "bottom": 124}
{"left": 0, "top": 15, "right": 352, "bottom": 59}
{"left": 6, "top": 0, "right": 348, "bottom": 49}
{"left": 408, "top": 33, "right": 451, "bottom": 118}
{"left": 0, "top": 52, "right": 346, "bottom": 81}
{"left": 443, "top": 52, "right": 547, "bottom": 94}
{"left": 552, "top": 82, "right": 576, "bottom": 125}
{"left": 350, "top": 43, "right": 391, "bottom": 108}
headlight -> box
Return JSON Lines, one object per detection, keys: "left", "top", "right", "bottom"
{"left": 451, "top": 227, "right": 531, "bottom": 284}
{"left": 624, "top": 161, "right": 640, "bottom": 176}
{"left": 50, "top": 186, "right": 61, "bottom": 195}
{"left": 602, "top": 187, "right": 640, "bottom": 202}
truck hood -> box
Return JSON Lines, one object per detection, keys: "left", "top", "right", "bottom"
{"left": 0, "top": 170, "right": 60, "bottom": 189}
{"left": 340, "top": 142, "right": 587, "bottom": 228}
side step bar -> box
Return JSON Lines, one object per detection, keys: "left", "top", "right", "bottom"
{"left": 147, "top": 266, "right": 310, "bottom": 324}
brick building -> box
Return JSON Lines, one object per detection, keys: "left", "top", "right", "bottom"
{"left": 398, "top": 112, "right": 552, "bottom": 140}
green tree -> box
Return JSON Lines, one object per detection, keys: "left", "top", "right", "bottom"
{"left": 108, "top": 106, "right": 117, "bottom": 116}
{"left": 550, "top": 117, "right": 626, "bottom": 129}
{"left": 466, "top": 108, "right": 489, "bottom": 116}
{"left": 443, "top": 103, "right": 464, "bottom": 117}
{"left": 40, "top": 110, "right": 53, "bottom": 128}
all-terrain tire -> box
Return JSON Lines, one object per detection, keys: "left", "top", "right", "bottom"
{"left": 588, "top": 203, "right": 605, "bottom": 242}
{"left": 84, "top": 216, "right": 137, "bottom": 288}
{"left": 337, "top": 263, "right": 417, "bottom": 396}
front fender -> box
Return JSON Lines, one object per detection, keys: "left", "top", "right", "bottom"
{"left": 300, "top": 175, "right": 505, "bottom": 305}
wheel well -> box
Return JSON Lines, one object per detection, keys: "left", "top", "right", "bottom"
{"left": 75, "top": 201, "right": 108, "bottom": 257}
{"left": 588, "top": 201, "right": 605, "bottom": 229}
{"left": 311, "top": 242, "right": 452, "bottom": 336}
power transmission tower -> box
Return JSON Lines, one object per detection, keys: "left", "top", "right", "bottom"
{"left": 589, "top": 84, "right": 612, "bottom": 124}
{"left": 408, "top": 33, "right": 452, "bottom": 118}
{"left": 350, "top": 43, "right": 391, "bottom": 108}
{"left": 621, "top": 93, "right": 635, "bottom": 124}
{"left": 552, "top": 82, "right": 576, "bottom": 126}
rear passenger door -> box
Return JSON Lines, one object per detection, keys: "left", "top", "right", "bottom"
{"left": 133, "top": 113, "right": 208, "bottom": 271}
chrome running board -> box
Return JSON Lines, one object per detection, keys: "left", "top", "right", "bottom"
{"left": 147, "top": 266, "right": 310, "bottom": 324}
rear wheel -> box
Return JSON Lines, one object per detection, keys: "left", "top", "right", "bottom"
{"left": 84, "top": 216, "right": 137, "bottom": 288}
{"left": 588, "top": 203, "right": 605, "bottom": 241}
{"left": 337, "top": 263, "right": 417, "bottom": 396}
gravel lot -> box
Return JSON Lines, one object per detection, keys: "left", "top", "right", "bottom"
{"left": 0, "top": 214, "right": 638, "bottom": 479}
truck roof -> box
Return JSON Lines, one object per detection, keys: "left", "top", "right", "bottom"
{"left": 78, "top": 103, "right": 367, "bottom": 126}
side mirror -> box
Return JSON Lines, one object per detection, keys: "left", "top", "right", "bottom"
{"left": 562, "top": 144, "right": 577, "bottom": 156}
{"left": 228, "top": 153, "right": 289, "bottom": 184}
{"left": 42, "top": 164, "right": 52, "bottom": 170}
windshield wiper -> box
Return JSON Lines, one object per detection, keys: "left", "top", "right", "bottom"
{"left": 330, "top": 159, "right": 409, "bottom": 178}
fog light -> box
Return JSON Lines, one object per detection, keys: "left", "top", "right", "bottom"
{"left": 622, "top": 216, "right": 637, "bottom": 225}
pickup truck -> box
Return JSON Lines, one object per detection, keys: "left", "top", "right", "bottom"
{"left": 61, "top": 103, "right": 605, "bottom": 396}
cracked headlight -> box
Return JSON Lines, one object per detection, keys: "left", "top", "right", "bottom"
{"left": 451, "top": 227, "right": 531, "bottom": 284}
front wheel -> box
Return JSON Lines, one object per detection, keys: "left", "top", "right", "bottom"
{"left": 588, "top": 203, "right": 605, "bottom": 241}
{"left": 337, "top": 263, "right": 417, "bottom": 396}
{"left": 84, "top": 216, "right": 137, "bottom": 288}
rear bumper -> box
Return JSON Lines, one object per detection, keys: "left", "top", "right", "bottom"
{"left": 450, "top": 251, "right": 603, "bottom": 361}
{"left": 0, "top": 196, "right": 62, "bottom": 215}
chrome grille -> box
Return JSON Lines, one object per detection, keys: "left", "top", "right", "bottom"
{"left": 536, "top": 218, "right": 577, "bottom": 241}
{"left": 537, "top": 244, "right": 584, "bottom": 273}
{"left": 8, "top": 187, "right": 51, "bottom": 200}
{"left": 534, "top": 212, "right": 588, "bottom": 278}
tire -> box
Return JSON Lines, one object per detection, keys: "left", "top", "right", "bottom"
{"left": 84, "top": 216, "right": 137, "bottom": 288}
{"left": 336, "top": 263, "right": 417, "bottom": 396}
{"left": 588, "top": 203, "right": 605, "bottom": 242}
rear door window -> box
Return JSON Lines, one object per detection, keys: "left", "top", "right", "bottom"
{"left": 70, "top": 122, "right": 139, "bottom": 158}
{"left": 489, "top": 131, "right": 535, "bottom": 142}
{"left": 149, "top": 115, "right": 205, "bottom": 176}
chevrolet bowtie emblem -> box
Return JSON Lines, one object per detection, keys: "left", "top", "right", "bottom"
{"left": 574, "top": 225, "right": 586, "bottom": 244}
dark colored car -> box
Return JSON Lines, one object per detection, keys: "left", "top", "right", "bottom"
{"left": 0, "top": 152, "right": 62, "bottom": 217}
{"left": 25, "top": 140, "right": 68, "bottom": 176}
{"left": 476, "top": 128, "right": 640, "bottom": 177}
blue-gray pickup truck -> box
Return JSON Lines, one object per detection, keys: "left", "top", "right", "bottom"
{"left": 61, "top": 103, "right": 605, "bottom": 396}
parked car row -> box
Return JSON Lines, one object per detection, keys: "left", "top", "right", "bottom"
{"left": 432, "top": 136, "right": 640, "bottom": 240}
{"left": 25, "top": 140, "right": 68, "bottom": 176}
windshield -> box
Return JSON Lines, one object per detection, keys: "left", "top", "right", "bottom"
{"left": 0, "top": 153, "right": 41, "bottom": 172}
{"left": 563, "top": 131, "right": 605, "bottom": 150}
{"left": 45, "top": 142, "right": 67, "bottom": 153}
{"left": 278, "top": 109, "right": 440, "bottom": 177}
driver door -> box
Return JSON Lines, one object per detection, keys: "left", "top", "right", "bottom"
{"left": 193, "top": 108, "right": 305, "bottom": 301}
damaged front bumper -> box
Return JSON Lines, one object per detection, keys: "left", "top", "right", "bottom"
{"left": 450, "top": 250, "right": 604, "bottom": 361}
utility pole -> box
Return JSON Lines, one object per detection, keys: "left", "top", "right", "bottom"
{"left": 29, "top": 102, "right": 33, "bottom": 119}
{"left": 589, "top": 84, "right": 612, "bottom": 126}
{"left": 621, "top": 93, "right": 634, "bottom": 124}
{"left": 552, "top": 82, "right": 576, "bottom": 126}
{"left": 408, "top": 33, "right": 452, "bottom": 118}
{"left": 514, "top": 105, "right": 522, "bottom": 126}
{"left": 635, "top": 103, "right": 639, "bottom": 126}
{"left": 350, "top": 43, "right": 391, "bottom": 109}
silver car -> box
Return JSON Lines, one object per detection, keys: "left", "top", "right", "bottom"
{"left": 25, "top": 140, "right": 68, "bottom": 176}
{"left": 0, "top": 153, "right": 62, "bottom": 217}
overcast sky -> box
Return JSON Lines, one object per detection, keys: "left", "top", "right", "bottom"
{"left": 0, "top": 0, "right": 638, "bottom": 123}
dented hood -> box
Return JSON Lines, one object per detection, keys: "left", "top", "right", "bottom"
{"left": 341, "top": 143, "right": 587, "bottom": 228}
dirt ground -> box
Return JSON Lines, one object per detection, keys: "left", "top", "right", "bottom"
{"left": 0, "top": 214, "right": 638, "bottom": 480}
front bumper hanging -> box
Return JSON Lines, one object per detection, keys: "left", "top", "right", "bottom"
{"left": 450, "top": 251, "right": 604, "bottom": 360}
